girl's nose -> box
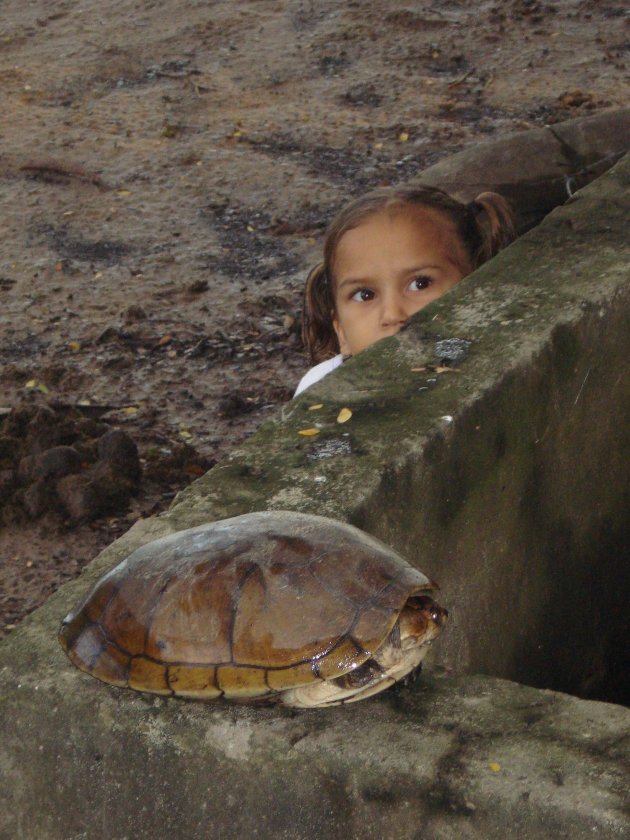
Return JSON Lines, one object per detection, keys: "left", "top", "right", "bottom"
{"left": 380, "top": 293, "right": 408, "bottom": 326}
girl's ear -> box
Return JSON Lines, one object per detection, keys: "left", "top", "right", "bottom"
{"left": 332, "top": 314, "right": 350, "bottom": 356}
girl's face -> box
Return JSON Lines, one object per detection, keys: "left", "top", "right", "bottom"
{"left": 332, "top": 207, "right": 470, "bottom": 356}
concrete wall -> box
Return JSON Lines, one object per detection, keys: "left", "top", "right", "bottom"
{"left": 1, "top": 125, "right": 629, "bottom": 839}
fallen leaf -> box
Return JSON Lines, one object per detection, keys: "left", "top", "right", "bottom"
{"left": 489, "top": 762, "right": 501, "bottom": 773}
{"left": 298, "top": 428, "right": 320, "bottom": 436}
{"left": 116, "top": 189, "right": 131, "bottom": 196}
{"left": 186, "top": 464, "right": 206, "bottom": 478}
{"left": 25, "top": 379, "right": 50, "bottom": 394}
{"left": 308, "top": 403, "right": 324, "bottom": 411}
{"left": 411, "top": 365, "right": 459, "bottom": 373}
{"left": 337, "top": 407, "right": 352, "bottom": 423}
{"left": 122, "top": 406, "right": 138, "bottom": 416}
{"left": 398, "top": 131, "right": 409, "bottom": 142}
{"left": 158, "top": 334, "right": 172, "bottom": 346}
{"left": 161, "top": 123, "right": 181, "bottom": 138}
{"left": 68, "top": 341, "right": 81, "bottom": 352}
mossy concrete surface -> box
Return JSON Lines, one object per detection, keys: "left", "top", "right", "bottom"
{"left": 1, "top": 153, "right": 630, "bottom": 837}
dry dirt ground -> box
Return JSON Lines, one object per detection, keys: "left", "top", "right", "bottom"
{"left": 1, "top": 0, "right": 629, "bottom": 635}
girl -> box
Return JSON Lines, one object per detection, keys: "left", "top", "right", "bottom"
{"left": 295, "top": 184, "right": 516, "bottom": 396}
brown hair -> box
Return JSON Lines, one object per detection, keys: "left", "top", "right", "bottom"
{"left": 302, "top": 184, "right": 516, "bottom": 364}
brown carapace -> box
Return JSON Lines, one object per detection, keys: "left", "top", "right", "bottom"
{"left": 59, "top": 511, "right": 447, "bottom": 707}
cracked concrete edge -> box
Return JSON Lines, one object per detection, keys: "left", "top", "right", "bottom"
{"left": 414, "top": 107, "right": 630, "bottom": 231}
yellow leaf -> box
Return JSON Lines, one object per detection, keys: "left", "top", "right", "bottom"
{"left": 411, "top": 365, "right": 459, "bottom": 374}
{"left": 373, "top": 142, "right": 384, "bottom": 149}
{"left": 68, "top": 341, "right": 81, "bottom": 352}
{"left": 337, "top": 407, "right": 352, "bottom": 424}
{"left": 158, "top": 334, "right": 172, "bottom": 346}
{"left": 308, "top": 404, "right": 324, "bottom": 411}
{"left": 489, "top": 762, "right": 501, "bottom": 773}
{"left": 77, "top": 399, "right": 91, "bottom": 406}
{"left": 25, "top": 379, "right": 49, "bottom": 394}
{"left": 399, "top": 131, "right": 409, "bottom": 142}
{"left": 116, "top": 189, "right": 131, "bottom": 196}
{"left": 123, "top": 406, "right": 138, "bottom": 416}
{"left": 298, "top": 428, "right": 320, "bottom": 436}
{"left": 180, "top": 430, "right": 192, "bottom": 439}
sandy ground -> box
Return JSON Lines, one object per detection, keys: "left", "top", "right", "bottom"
{"left": 1, "top": 0, "right": 629, "bottom": 634}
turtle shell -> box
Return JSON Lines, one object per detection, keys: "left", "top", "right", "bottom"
{"left": 59, "top": 511, "right": 436, "bottom": 702}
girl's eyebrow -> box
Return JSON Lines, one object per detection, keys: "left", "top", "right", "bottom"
{"left": 336, "top": 264, "right": 443, "bottom": 288}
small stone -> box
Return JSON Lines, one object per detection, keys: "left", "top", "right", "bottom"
{"left": 22, "top": 479, "right": 54, "bottom": 519}
{"left": 122, "top": 305, "right": 147, "bottom": 323}
{"left": 40, "top": 446, "right": 82, "bottom": 479}
{"left": 56, "top": 462, "right": 137, "bottom": 524}
{"left": 97, "top": 430, "right": 141, "bottom": 483}
{"left": 187, "top": 279, "right": 209, "bottom": 294}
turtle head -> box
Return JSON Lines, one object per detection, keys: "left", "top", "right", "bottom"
{"left": 399, "top": 595, "right": 448, "bottom": 648}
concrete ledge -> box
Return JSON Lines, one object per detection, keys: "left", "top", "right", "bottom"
{"left": 2, "top": 664, "right": 629, "bottom": 840}
{"left": 1, "top": 145, "right": 630, "bottom": 838}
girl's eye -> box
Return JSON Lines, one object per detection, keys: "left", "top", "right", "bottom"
{"left": 410, "top": 275, "right": 432, "bottom": 291}
{"left": 351, "top": 288, "right": 375, "bottom": 302}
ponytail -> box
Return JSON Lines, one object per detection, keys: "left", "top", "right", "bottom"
{"left": 467, "top": 191, "right": 516, "bottom": 267}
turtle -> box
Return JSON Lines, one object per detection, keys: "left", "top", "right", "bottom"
{"left": 59, "top": 510, "right": 447, "bottom": 707}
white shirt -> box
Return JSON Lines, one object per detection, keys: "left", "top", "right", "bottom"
{"left": 294, "top": 354, "right": 344, "bottom": 397}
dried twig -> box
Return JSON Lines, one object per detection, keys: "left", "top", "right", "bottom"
{"left": 447, "top": 68, "right": 475, "bottom": 89}
{"left": 19, "top": 159, "right": 110, "bottom": 190}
